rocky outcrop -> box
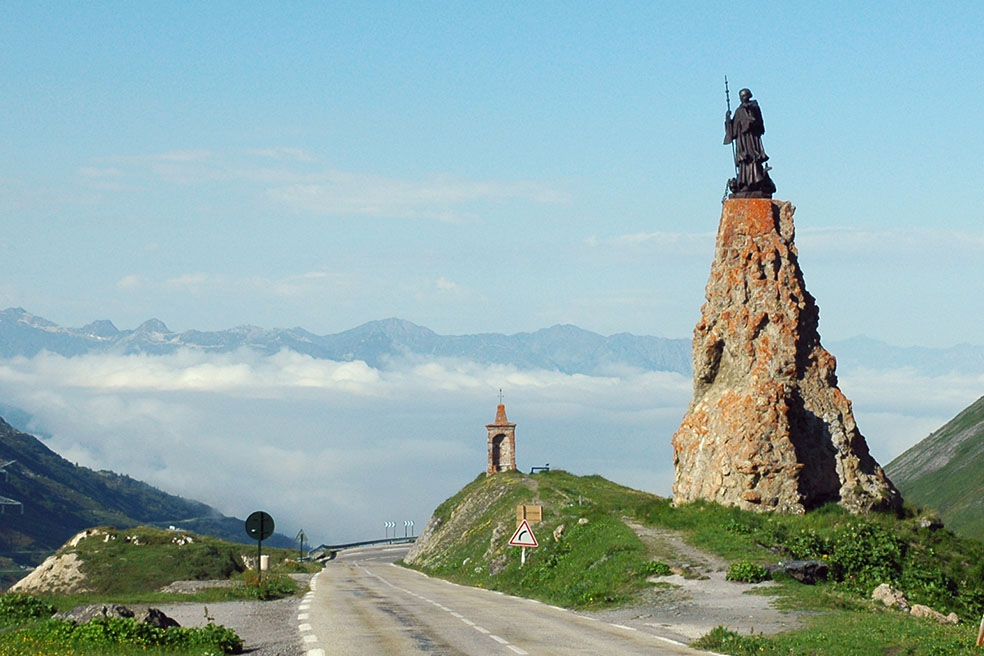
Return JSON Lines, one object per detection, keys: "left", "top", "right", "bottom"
{"left": 10, "top": 550, "right": 89, "bottom": 595}
{"left": 672, "top": 199, "right": 901, "bottom": 514}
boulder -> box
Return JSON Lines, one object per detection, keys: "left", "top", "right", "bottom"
{"left": 917, "top": 515, "right": 944, "bottom": 531}
{"left": 56, "top": 604, "right": 180, "bottom": 628}
{"left": 910, "top": 604, "right": 959, "bottom": 625}
{"left": 673, "top": 199, "right": 902, "bottom": 514}
{"left": 56, "top": 604, "right": 135, "bottom": 624}
{"left": 871, "top": 583, "right": 909, "bottom": 611}
{"left": 768, "top": 560, "right": 828, "bottom": 584}
{"left": 134, "top": 607, "right": 180, "bottom": 629}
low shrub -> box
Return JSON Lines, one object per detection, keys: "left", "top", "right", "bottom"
{"left": 693, "top": 626, "right": 776, "bottom": 655}
{"left": 643, "top": 561, "right": 672, "bottom": 577}
{"left": 0, "top": 593, "right": 56, "bottom": 622}
{"left": 6, "top": 616, "right": 243, "bottom": 654}
{"left": 726, "top": 561, "right": 770, "bottom": 583}
{"left": 238, "top": 572, "right": 297, "bottom": 600}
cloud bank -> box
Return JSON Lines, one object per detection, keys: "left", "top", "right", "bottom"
{"left": 0, "top": 349, "right": 977, "bottom": 544}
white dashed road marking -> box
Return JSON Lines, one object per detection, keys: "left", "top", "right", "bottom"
{"left": 360, "top": 563, "right": 532, "bottom": 655}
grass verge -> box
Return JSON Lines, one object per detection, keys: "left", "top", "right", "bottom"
{"left": 406, "top": 470, "right": 984, "bottom": 654}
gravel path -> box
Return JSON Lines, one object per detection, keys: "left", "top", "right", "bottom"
{"left": 154, "top": 573, "right": 315, "bottom": 656}
{"left": 608, "top": 519, "right": 806, "bottom": 641}
{"left": 157, "top": 597, "right": 304, "bottom": 656}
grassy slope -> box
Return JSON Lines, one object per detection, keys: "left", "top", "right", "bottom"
{"left": 0, "top": 416, "right": 295, "bottom": 589}
{"left": 406, "top": 470, "right": 984, "bottom": 655}
{"left": 886, "top": 395, "right": 984, "bottom": 541}
{"left": 407, "top": 470, "right": 660, "bottom": 606}
{"left": 17, "top": 525, "right": 312, "bottom": 602}
{"left": 65, "top": 527, "right": 246, "bottom": 595}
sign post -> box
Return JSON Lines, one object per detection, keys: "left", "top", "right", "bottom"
{"left": 508, "top": 519, "right": 538, "bottom": 566}
{"left": 245, "top": 511, "right": 275, "bottom": 585}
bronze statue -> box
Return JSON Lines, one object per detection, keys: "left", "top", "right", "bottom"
{"left": 724, "top": 86, "right": 776, "bottom": 198}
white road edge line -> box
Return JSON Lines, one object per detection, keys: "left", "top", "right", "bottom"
{"left": 306, "top": 650, "right": 325, "bottom": 656}
{"left": 474, "top": 626, "right": 490, "bottom": 634}
{"left": 490, "top": 635, "right": 509, "bottom": 644}
{"left": 643, "top": 629, "right": 698, "bottom": 649}
{"left": 611, "top": 623, "right": 637, "bottom": 631}
{"left": 507, "top": 646, "right": 529, "bottom": 655}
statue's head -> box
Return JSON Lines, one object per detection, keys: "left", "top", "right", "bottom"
{"left": 739, "top": 88, "right": 752, "bottom": 102}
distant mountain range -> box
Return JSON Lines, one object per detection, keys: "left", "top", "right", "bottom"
{"left": 0, "top": 417, "right": 293, "bottom": 588}
{"left": 885, "top": 395, "right": 984, "bottom": 542}
{"left": 2, "top": 307, "right": 983, "bottom": 376}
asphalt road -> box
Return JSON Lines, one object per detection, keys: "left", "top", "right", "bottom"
{"left": 297, "top": 544, "right": 715, "bottom": 656}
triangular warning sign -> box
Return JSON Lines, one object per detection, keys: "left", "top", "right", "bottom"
{"left": 508, "top": 519, "right": 538, "bottom": 547}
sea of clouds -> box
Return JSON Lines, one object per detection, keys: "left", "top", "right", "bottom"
{"left": 0, "top": 348, "right": 980, "bottom": 545}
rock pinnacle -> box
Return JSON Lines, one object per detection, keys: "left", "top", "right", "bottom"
{"left": 672, "top": 198, "right": 901, "bottom": 514}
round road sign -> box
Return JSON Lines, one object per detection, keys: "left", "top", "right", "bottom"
{"left": 245, "top": 510, "right": 275, "bottom": 542}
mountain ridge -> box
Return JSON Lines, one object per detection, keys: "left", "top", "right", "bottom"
{"left": 4, "top": 307, "right": 982, "bottom": 377}
{"left": 0, "top": 307, "right": 693, "bottom": 375}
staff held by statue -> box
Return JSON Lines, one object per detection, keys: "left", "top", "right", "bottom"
{"left": 722, "top": 82, "right": 776, "bottom": 199}
{"left": 724, "top": 76, "right": 738, "bottom": 184}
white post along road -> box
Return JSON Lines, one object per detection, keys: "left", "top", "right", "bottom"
{"left": 297, "top": 544, "right": 718, "bottom": 656}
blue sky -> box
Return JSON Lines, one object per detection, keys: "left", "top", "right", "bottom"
{"left": 1, "top": 3, "right": 983, "bottom": 542}
{"left": 3, "top": 2, "right": 982, "bottom": 345}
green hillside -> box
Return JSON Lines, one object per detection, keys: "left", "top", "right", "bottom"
{"left": 406, "top": 470, "right": 661, "bottom": 606}
{"left": 885, "top": 395, "right": 984, "bottom": 541}
{"left": 406, "top": 470, "right": 984, "bottom": 655}
{"left": 0, "top": 417, "right": 291, "bottom": 588}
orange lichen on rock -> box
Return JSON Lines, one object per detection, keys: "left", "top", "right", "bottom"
{"left": 672, "top": 199, "right": 901, "bottom": 514}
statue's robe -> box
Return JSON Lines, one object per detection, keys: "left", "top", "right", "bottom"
{"left": 724, "top": 100, "right": 775, "bottom": 195}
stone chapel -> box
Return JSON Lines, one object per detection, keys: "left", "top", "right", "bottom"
{"left": 486, "top": 401, "right": 516, "bottom": 475}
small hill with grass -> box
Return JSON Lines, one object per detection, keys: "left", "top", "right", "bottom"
{"left": 0, "top": 416, "right": 292, "bottom": 588}
{"left": 405, "top": 470, "right": 984, "bottom": 655}
{"left": 9, "top": 524, "right": 305, "bottom": 597}
{"left": 885, "top": 394, "right": 984, "bottom": 542}
{"left": 406, "top": 470, "right": 662, "bottom": 606}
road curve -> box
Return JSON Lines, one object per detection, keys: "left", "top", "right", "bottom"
{"left": 297, "top": 544, "right": 716, "bottom": 656}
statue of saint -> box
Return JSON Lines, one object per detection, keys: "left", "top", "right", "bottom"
{"left": 724, "top": 88, "right": 776, "bottom": 198}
